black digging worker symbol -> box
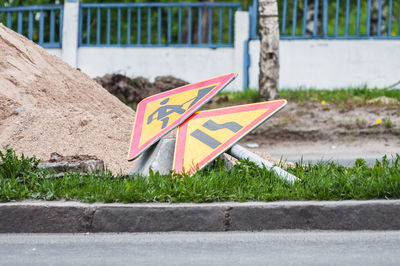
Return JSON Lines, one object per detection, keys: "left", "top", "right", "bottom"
{"left": 146, "top": 85, "right": 216, "bottom": 129}
{"left": 147, "top": 98, "right": 185, "bottom": 129}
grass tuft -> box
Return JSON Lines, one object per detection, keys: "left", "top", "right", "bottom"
{"left": 219, "top": 89, "right": 261, "bottom": 103}
{"left": 0, "top": 149, "right": 399, "bottom": 203}
{"left": 0, "top": 148, "right": 40, "bottom": 180}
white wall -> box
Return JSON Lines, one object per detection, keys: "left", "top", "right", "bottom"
{"left": 44, "top": 3, "right": 400, "bottom": 90}
{"left": 77, "top": 47, "right": 236, "bottom": 85}
{"left": 249, "top": 39, "right": 400, "bottom": 89}
{"left": 47, "top": 39, "right": 400, "bottom": 90}
{"left": 233, "top": 11, "right": 249, "bottom": 91}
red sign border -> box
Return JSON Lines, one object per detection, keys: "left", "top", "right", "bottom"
{"left": 173, "top": 100, "right": 287, "bottom": 175}
{"left": 128, "top": 72, "right": 237, "bottom": 161}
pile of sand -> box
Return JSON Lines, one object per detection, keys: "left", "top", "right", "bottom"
{"left": 0, "top": 24, "right": 135, "bottom": 174}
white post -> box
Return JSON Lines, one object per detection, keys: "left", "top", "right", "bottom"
{"left": 62, "top": 0, "right": 80, "bottom": 68}
{"left": 228, "top": 144, "right": 299, "bottom": 184}
{"left": 233, "top": 11, "right": 250, "bottom": 91}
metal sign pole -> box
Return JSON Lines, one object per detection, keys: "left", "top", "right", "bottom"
{"left": 228, "top": 144, "right": 299, "bottom": 184}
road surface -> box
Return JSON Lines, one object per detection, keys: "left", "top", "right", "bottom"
{"left": 1, "top": 231, "right": 400, "bottom": 265}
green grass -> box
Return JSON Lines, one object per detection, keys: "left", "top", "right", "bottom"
{"left": 219, "top": 89, "right": 261, "bottom": 103}
{"left": 280, "top": 87, "right": 400, "bottom": 103}
{"left": 1, "top": 148, "right": 399, "bottom": 203}
{"left": 220, "top": 87, "right": 400, "bottom": 106}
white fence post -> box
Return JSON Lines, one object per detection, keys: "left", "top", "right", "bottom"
{"left": 62, "top": 0, "right": 80, "bottom": 68}
{"left": 234, "top": 11, "right": 250, "bottom": 91}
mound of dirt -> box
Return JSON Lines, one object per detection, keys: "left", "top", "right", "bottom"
{"left": 0, "top": 24, "right": 135, "bottom": 174}
{"left": 94, "top": 74, "right": 188, "bottom": 107}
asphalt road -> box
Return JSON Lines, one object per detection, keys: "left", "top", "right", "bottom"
{"left": 1, "top": 231, "right": 400, "bottom": 266}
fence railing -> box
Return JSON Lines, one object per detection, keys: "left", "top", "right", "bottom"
{"left": 2, "top": 1, "right": 400, "bottom": 48}
{"left": 250, "top": 0, "right": 400, "bottom": 40}
{"left": 249, "top": 0, "right": 259, "bottom": 40}
{"left": 79, "top": 2, "right": 242, "bottom": 48}
{"left": 0, "top": 5, "right": 63, "bottom": 48}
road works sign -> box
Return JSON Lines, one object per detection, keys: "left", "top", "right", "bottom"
{"left": 128, "top": 73, "right": 237, "bottom": 160}
{"left": 173, "top": 100, "right": 287, "bottom": 175}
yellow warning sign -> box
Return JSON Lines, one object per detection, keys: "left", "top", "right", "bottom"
{"left": 128, "top": 73, "right": 237, "bottom": 160}
{"left": 173, "top": 100, "right": 287, "bottom": 175}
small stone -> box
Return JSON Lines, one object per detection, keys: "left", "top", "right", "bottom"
{"left": 50, "top": 152, "right": 62, "bottom": 161}
{"left": 38, "top": 160, "right": 104, "bottom": 174}
{"left": 367, "top": 96, "right": 399, "bottom": 105}
{"left": 13, "top": 107, "right": 25, "bottom": 115}
{"left": 220, "top": 153, "right": 238, "bottom": 171}
{"left": 246, "top": 143, "right": 259, "bottom": 148}
{"left": 80, "top": 160, "right": 104, "bottom": 173}
{"left": 79, "top": 118, "right": 89, "bottom": 127}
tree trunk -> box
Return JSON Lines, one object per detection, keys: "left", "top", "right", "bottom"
{"left": 191, "top": 0, "right": 214, "bottom": 44}
{"left": 305, "top": 0, "right": 322, "bottom": 36}
{"left": 371, "top": 0, "right": 387, "bottom": 35}
{"left": 202, "top": 0, "right": 214, "bottom": 44}
{"left": 258, "top": 0, "right": 280, "bottom": 100}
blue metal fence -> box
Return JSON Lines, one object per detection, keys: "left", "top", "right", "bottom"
{"left": 3, "top": 1, "right": 400, "bottom": 48}
{"left": 0, "top": 5, "right": 63, "bottom": 48}
{"left": 250, "top": 0, "right": 400, "bottom": 40}
{"left": 79, "top": 2, "right": 241, "bottom": 48}
{"left": 249, "top": 0, "right": 259, "bottom": 40}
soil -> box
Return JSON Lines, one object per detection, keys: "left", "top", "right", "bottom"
{"left": 94, "top": 74, "right": 188, "bottom": 108}
{"left": 200, "top": 93, "right": 400, "bottom": 148}
{"left": 245, "top": 100, "right": 400, "bottom": 144}
{"left": 0, "top": 24, "right": 135, "bottom": 174}
{"left": 238, "top": 99, "right": 400, "bottom": 161}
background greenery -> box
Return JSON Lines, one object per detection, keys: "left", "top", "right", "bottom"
{"left": 277, "top": 0, "right": 400, "bottom": 37}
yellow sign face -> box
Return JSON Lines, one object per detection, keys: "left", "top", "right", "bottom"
{"left": 173, "top": 100, "right": 287, "bottom": 175}
{"left": 128, "top": 73, "right": 237, "bottom": 160}
{"left": 138, "top": 84, "right": 217, "bottom": 147}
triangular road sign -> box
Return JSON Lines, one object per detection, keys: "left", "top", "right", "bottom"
{"left": 173, "top": 100, "right": 287, "bottom": 175}
{"left": 128, "top": 73, "right": 237, "bottom": 161}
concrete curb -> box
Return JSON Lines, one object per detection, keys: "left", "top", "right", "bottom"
{"left": 1, "top": 200, "right": 400, "bottom": 233}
